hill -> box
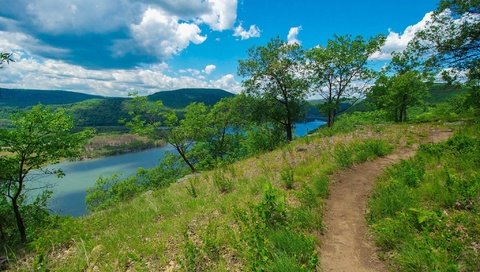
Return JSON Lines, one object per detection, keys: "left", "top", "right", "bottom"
{"left": 0, "top": 88, "right": 234, "bottom": 128}
{"left": 0, "top": 88, "right": 102, "bottom": 107}
{"left": 148, "top": 88, "right": 235, "bottom": 108}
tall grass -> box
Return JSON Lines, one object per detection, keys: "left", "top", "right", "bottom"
{"left": 368, "top": 128, "right": 480, "bottom": 271}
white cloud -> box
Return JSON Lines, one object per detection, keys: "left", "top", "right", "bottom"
{"left": 0, "top": 31, "right": 69, "bottom": 56}
{"left": 0, "top": 53, "right": 239, "bottom": 96}
{"left": 130, "top": 7, "right": 207, "bottom": 59}
{"left": 23, "top": 0, "right": 137, "bottom": 34}
{"left": 233, "top": 24, "right": 261, "bottom": 40}
{"left": 5, "top": 0, "right": 243, "bottom": 59}
{"left": 204, "top": 64, "right": 216, "bottom": 75}
{"left": 287, "top": 26, "right": 302, "bottom": 45}
{"left": 200, "top": 0, "right": 238, "bottom": 31}
{"left": 370, "top": 12, "right": 433, "bottom": 60}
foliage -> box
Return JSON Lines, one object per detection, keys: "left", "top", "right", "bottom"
{"left": 238, "top": 37, "right": 308, "bottom": 141}
{"left": 368, "top": 71, "right": 430, "bottom": 122}
{"left": 86, "top": 152, "right": 188, "bottom": 212}
{"left": 0, "top": 105, "right": 93, "bottom": 243}
{"left": 0, "top": 52, "right": 13, "bottom": 68}
{"left": 412, "top": 0, "right": 480, "bottom": 112}
{"left": 368, "top": 129, "right": 480, "bottom": 271}
{"left": 305, "top": 34, "right": 385, "bottom": 127}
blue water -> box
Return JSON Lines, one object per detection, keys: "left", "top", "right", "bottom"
{"left": 33, "top": 120, "right": 325, "bottom": 216}
{"left": 294, "top": 120, "right": 326, "bottom": 137}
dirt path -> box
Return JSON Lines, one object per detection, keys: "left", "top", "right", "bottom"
{"left": 319, "top": 129, "right": 452, "bottom": 272}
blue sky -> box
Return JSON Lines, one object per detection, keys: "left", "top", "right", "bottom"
{"left": 0, "top": 0, "right": 440, "bottom": 96}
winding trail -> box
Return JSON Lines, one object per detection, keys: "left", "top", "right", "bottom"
{"left": 319, "top": 129, "right": 452, "bottom": 272}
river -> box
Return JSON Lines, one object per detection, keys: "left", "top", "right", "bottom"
{"left": 34, "top": 120, "right": 325, "bottom": 216}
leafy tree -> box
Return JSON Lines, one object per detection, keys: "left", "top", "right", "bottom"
{"left": 0, "top": 106, "right": 92, "bottom": 243}
{"left": 369, "top": 71, "right": 429, "bottom": 122}
{"left": 163, "top": 103, "right": 211, "bottom": 172}
{"left": 305, "top": 35, "right": 385, "bottom": 127}
{"left": 238, "top": 37, "right": 308, "bottom": 141}
{"left": 413, "top": 0, "right": 479, "bottom": 109}
{"left": 124, "top": 95, "right": 211, "bottom": 173}
{"left": 368, "top": 50, "right": 431, "bottom": 122}
{"left": 0, "top": 52, "right": 13, "bottom": 68}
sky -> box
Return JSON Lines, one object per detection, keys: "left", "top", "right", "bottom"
{"left": 0, "top": 0, "right": 440, "bottom": 97}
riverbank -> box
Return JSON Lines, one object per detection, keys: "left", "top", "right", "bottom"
{"left": 81, "top": 133, "right": 166, "bottom": 159}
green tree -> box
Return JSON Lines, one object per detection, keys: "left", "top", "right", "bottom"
{"left": 368, "top": 50, "right": 431, "bottom": 122}
{"left": 124, "top": 96, "right": 211, "bottom": 173}
{"left": 306, "top": 35, "right": 385, "bottom": 127}
{"left": 163, "top": 103, "right": 211, "bottom": 172}
{"left": 369, "top": 71, "right": 429, "bottom": 122}
{"left": 0, "top": 52, "right": 13, "bottom": 68}
{"left": 413, "top": 0, "right": 479, "bottom": 109}
{"left": 0, "top": 106, "right": 92, "bottom": 243}
{"left": 238, "top": 37, "right": 308, "bottom": 141}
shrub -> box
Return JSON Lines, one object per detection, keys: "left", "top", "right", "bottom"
{"left": 212, "top": 170, "right": 234, "bottom": 194}
{"left": 280, "top": 167, "right": 294, "bottom": 190}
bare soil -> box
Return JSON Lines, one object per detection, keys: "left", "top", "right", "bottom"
{"left": 319, "top": 129, "right": 452, "bottom": 272}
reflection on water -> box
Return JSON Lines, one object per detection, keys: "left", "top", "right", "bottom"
{"left": 34, "top": 120, "right": 325, "bottom": 217}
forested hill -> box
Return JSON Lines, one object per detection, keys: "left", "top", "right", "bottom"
{"left": 0, "top": 88, "right": 103, "bottom": 107}
{"left": 0, "top": 88, "right": 235, "bottom": 128}
{"left": 148, "top": 88, "right": 234, "bottom": 108}
{"left": 0, "top": 88, "right": 234, "bottom": 109}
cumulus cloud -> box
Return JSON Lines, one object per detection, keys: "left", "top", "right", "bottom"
{"left": 204, "top": 64, "right": 216, "bottom": 75}
{"left": 0, "top": 52, "right": 239, "bottom": 96}
{"left": 233, "top": 24, "right": 261, "bottom": 40}
{"left": 200, "top": 0, "right": 238, "bottom": 31}
{"left": 287, "top": 26, "right": 302, "bottom": 45}
{"left": 0, "top": 0, "right": 242, "bottom": 62}
{"left": 370, "top": 12, "right": 433, "bottom": 60}
{"left": 0, "top": 31, "right": 69, "bottom": 56}
{"left": 23, "top": 0, "right": 137, "bottom": 34}
{"left": 130, "top": 7, "right": 207, "bottom": 59}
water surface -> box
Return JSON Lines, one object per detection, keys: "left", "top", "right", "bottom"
{"left": 35, "top": 120, "right": 325, "bottom": 216}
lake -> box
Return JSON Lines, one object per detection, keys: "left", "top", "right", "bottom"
{"left": 34, "top": 120, "right": 326, "bottom": 216}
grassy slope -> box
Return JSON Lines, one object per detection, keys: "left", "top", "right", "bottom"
{"left": 10, "top": 122, "right": 449, "bottom": 271}
{"left": 368, "top": 123, "right": 480, "bottom": 271}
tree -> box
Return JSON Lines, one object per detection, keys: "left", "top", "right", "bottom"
{"left": 0, "top": 52, "right": 13, "bottom": 68}
{"left": 238, "top": 37, "right": 308, "bottom": 141}
{"left": 162, "top": 103, "right": 211, "bottom": 172}
{"left": 305, "top": 35, "right": 385, "bottom": 127}
{"left": 369, "top": 71, "right": 429, "bottom": 122}
{"left": 0, "top": 106, "right": 92, "bottom": 243}
{"left": 412, "top": 0, "right": 479, "bottom": 109}
{"left": 124, "top": 95, "right": 211, "bottom": 173}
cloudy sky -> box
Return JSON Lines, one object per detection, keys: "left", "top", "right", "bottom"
{"left": 0, "top": 0, "right": 439, "bottom": 96}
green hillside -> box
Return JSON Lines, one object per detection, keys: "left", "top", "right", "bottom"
{"left": 0, "top": 88, "right": 102, "bottom": 107}
{"left": 148, "top": 88, "right": 235, "bottom": 108}
{"left": 0, "top": 88, "right": 234, "bottom": 128}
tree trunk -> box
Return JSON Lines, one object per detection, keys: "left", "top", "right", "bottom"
{"left": 176, "top": 147, "right": 196, "bottom": 173}
{"left": 285, "top": 123, "right": 293, "bottom": 142}
{"left": 12, "top": 196, "right": 26, "bottom": 243}
{"left": 327, "top": 109, "right": 336, "bottom": 128}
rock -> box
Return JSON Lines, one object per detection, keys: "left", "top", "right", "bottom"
{"left": 176, "top": 173, "right": 201, "bottom": 183}
{"left": 296, "top": 147, "right": 308, "bottom": 152}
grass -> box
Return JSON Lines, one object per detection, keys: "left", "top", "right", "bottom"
{"left": 368, "top": 123, "right": 480, "bottom": 272}
{"left": 5, "top": 122, "right": 447, "bottom": 271}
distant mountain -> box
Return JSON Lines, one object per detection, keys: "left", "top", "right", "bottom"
{"left": 148, "top": 88, "right": 234, "bottom": 108}
{"left": 0, "top": 88, "right": 235, "bottom": 129}
{"left": 0, "top": 88, "right": 102, "bottom": 107}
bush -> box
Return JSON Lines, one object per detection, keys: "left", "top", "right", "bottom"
{"left": 212, "top": 170, "right": 234, "bottom": 194}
